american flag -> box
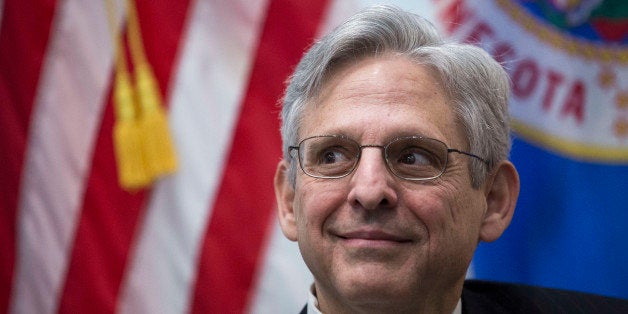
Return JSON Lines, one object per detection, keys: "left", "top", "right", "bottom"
{"left": 0, "top": 0, "right": 440, "bottom": 313}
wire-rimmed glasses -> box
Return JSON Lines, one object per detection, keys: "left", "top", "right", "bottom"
{"left": 289, "top": 135, "right": 488, "bottom": 181}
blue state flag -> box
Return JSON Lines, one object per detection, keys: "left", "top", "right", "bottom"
{"left": 435, "top": 0, "right": 628, "bottom": 299}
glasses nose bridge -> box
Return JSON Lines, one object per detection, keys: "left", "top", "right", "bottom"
{"left": 357, "top": 144, "right": 389, "bottom": 166}
{"left": 358, "top": 143, "right": 386, "bottom": 153}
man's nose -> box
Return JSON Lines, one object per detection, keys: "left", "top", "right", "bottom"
{"left": 347, "top": 147, "right": 398, "bottom": 210}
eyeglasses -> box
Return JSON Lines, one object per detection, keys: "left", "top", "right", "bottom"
{"left": 289, "top": 135, "right": 488, "bottom": 181}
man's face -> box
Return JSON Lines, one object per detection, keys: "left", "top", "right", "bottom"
{"left": 277, "top": 55, "right": 496, "bottom": 311}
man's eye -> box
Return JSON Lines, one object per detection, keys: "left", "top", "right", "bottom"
{"left": 398, "top": 151, "right": 431, "bottom": 166}
{"left": 395, "top": 145, "right": 443, "bottom": 169}
{"left": 319, "top": 149, "right": 346, "bottom": 164}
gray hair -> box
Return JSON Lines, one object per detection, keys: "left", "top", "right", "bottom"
{"left": 280, "top": 5, "right": 511, "bottom": 188}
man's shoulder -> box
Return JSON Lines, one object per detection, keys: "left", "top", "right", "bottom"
{"left": 462, "top": 279, "right": 628, "bottom": 313}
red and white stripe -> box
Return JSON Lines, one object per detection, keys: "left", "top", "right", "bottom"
{"left": 0, "top": 1, "right": 436, "bottom": 313}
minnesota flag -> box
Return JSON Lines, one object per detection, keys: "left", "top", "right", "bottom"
{"left": 435, "top": 0, "right": 628, "bottom": 300}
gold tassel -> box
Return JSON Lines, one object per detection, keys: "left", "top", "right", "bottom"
{"left": 127, "top": 0, "right": 178, "bottom": 179}
{"left": 135, "top": 64, "right": 177, "bottom": 176}
{"left": 112, "top": 58, "right": 151, "bottom": 189}
{"left": 106, "top": 0, "right": 178, "bottom": 190}
{"left": 106, "top": 0, "right": 150, "bottom": 190}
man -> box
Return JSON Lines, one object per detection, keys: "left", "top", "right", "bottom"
{"left": 273, "top": 5, "right": 628, "bottom": 313}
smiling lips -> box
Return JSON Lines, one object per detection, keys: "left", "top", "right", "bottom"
{"left": 337, "top": 229, "right": 412, "bottom": 247}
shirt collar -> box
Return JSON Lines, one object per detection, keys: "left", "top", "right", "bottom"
{"left": 307, "top": 284, "right": 462, "bottom": 314}
{"left": 307, "top": 284, "right": 323, "bottom": 314}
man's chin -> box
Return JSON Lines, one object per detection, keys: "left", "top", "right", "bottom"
{"left": 332, "top": 268, "right": 418, "bottom": 303}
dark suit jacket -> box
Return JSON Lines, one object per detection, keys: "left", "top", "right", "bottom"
{"left": 300, "top": 280, "right": 628, "bottom": 313}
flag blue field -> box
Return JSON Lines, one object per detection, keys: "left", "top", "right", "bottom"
{"left": 474, "top": 136, "right": 628, "bottom": 299}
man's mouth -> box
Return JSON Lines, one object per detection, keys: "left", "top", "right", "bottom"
{"left": 336, "top": 229, "right": 413, "bottom": 247}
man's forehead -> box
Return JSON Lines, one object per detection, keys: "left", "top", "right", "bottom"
{"left": 317, "top": 55, "right": 445, "bottom": 101}
{"left": 301, "top": 57, "right": 452, "bottom": 126}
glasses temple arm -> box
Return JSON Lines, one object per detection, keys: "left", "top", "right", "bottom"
{"left": 447, "top": 149, "right": 490, "bottom": 166}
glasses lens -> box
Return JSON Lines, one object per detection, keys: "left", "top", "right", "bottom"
{"left": 300, "top": 136, "right": 359, "bottom": 178}
{"left": 386, "top": 137, "right": 448, "bottom": 180}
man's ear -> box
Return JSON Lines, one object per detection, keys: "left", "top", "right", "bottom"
{"left": 274, "top": 160, "right": 298, "bottom": 241}
{"left": 479, "top": 160, "right": 520, "bottom": 242}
